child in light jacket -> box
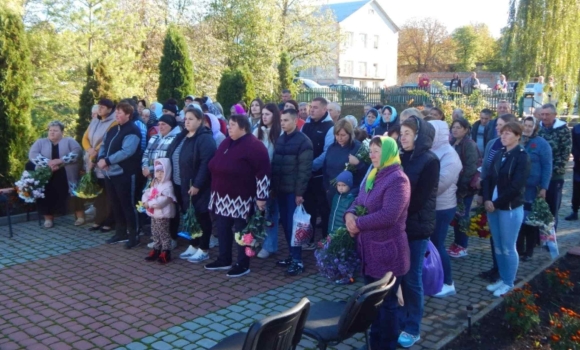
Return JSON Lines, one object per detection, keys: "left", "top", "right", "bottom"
{"left": 142, "top": 158, "right": 177, "bottom": 264}
{"left": 328, "top": 171, "right": 355, "bottom": 235}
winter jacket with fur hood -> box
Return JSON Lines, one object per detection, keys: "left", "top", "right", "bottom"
{"left": 142, "top": 158, "right": 177, "bottom": 219}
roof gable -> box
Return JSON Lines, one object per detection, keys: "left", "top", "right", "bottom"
{"left": 324, "top": 0, "right": 399, "bottom": 31}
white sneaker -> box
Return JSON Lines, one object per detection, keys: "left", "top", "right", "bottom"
{"left": 171, "top": 239, "right": 177, "bottom": 250}
{"left": 180, "top": 246, "right": 198, "bottom": 259}
{"left": 486, "top": 280, "right": 505, "bottom": 292}
{"left": 188, "top": 249, "right": 209, "bottom": 263}
{"left": 434, "top": 283, "right": 456, "bottom": 298}
{"left": 147, "top": 241, "right": 155, "bottom": 249}
{"left": 84, "top": 206, "right": 96, "bottom": 216}
{"left": 493, "top": 284, "right": 513, "bottom": 297}
{"left": 257, "top": 249, "right": 270, "bottom": 259}
{"left": 209, "top": 236, "right": 219, "bottom": 248}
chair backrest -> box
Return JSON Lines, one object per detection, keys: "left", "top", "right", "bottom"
{"left": 242, "top": 297, "right": 311, "bottom": 350}
{"left": 336, "top": 272, "right": 396, "bottom": 338}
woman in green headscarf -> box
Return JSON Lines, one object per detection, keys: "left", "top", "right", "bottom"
{"left": 344, "top": 136, "right": 411, "bottom": 350}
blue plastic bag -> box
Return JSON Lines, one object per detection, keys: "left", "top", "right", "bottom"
{"left": 423, "top": 240, "right": 444, "bottom": 296}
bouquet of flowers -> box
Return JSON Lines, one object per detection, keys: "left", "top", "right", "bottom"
{"left": 136, "top": 201, "right": 146, "bottom": 213}
{"left": 345, "top": 138, "right": 370, "bottom": 173}
{"left": 71, "top": 171, "right": 102, "bottom": 199}
{"left": 314, "top": 205, "right": 366, "bottom": 284}
{"left": 525, "top": 197, "right": 555, "bottom": 233}
{"left": 234, "top": 209, "right": 268, "bottom": 257}
{"left": 180, "top": 196, "right": 203, "bottom": 240}
{"left": 14, "top": 167, "right": 52, "bottom": 203}
{"left": 450, "top": 200, "right": 469, "bottom": 232}
{"left": 466, "top": 207, "right": 490, "bottom": 239}
{"left": 526, "top": 197, "right": 558, "bottom": 259}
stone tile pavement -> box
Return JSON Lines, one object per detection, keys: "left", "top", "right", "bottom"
{"left": 0, "top": 164, "right": 579, "bottom": 350}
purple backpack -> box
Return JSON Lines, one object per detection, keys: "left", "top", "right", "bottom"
{"left": 423, "top": 240, "right": 444, "bottom": 296}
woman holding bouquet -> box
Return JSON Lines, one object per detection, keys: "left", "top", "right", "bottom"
{"left": 345, "top": 136, "right": 410, "bottom": 350}
{"left": 166, "top": 108, "right": 216, "bottom": 263}
{"left": 29, "top": 121, "right": 83, "bottom": 228}
{"left": 82, "top": 98, "right": 118, "bottom": 232}
{"left": 206, "top": 114, "right": 270, "bottom": 278}
{"left": 517, "top": 116, "right": 552, "bottom": 260}
{"left": 482, "top": 122, "right": 530, "bottom": 297}
{"left": 324, "top": 119, "right": 369, "bottom": 204}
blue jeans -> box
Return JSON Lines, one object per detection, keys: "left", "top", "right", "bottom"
{"left": 278, "top": 193, "right": 302, "bottom": 262}
{"left": 454, "top": 196, "right": 474, "bottom": 248}
{"left": 430, "top": 207, "right": 455, "bottom": 285}
{"left": 487, "top": 206, "right": 524, "bottom": 287}
{"left": 546, "top": 179, "right": 564, "bottom": 231}
{"left": 262, "top": 199, "right": 279, "bottom": 253}
{"left": 399, "top": 239, "right": 428, "bottom": 336}
{"left": 364, "top": 275, "right": 402, "bottom": 350}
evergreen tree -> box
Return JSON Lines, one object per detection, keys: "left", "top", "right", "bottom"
{"left": 278, "top": 51, "right": 294, "bottom": 94}
{"left": 157, "top": 25, "right": 195, "bottom": 108}
{"left": 75, "top": 60, "right": 114, "bottom": 143}
{"left": 216, "top": 68, "right": 255, "bottom": 117}
{"left": 0, "top": 7, "right": 34, "bottom": 188}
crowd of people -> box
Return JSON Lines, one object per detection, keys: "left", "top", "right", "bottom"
{"left": 27, "top": 87, "right": 579, "bottom": 349}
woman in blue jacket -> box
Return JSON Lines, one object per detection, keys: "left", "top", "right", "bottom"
{"left": 517, "top": 116, "right": 552, "bottom": 260}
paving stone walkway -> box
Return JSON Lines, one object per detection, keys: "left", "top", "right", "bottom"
{"left": 1, "top": 164, "right": 579, "bottom": 350}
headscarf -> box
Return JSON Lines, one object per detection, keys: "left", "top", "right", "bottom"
{"left": 204, "top": 113, "right": 222, "bottom": 141}
{"left": 361, "top": 109, "right": 380, "bottom": 136}
{"left": 146, "top": 109, "right": 158, "bottom": 128}
{"left": 151, "top": 102, "right": 163, "bottom": 117}
{"left": 232, "top": 104, "right": 246, "bottom": 115}
{"left": 381, "top": 105, "right": 398, "bottom": 123}
{"left": 521, "top": 116, "right": 539, "bottom": 146}
{"left": 205, "top": 97, "right": 225, "bottom": 119}
{"left": 365, "top": 136, "right": 401, "bottom": 192}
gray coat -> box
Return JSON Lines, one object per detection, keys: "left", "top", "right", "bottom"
{"left": 29, "top": 137, "right": 82, "bottom": 194}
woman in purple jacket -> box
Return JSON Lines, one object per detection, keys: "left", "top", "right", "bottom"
{"left": 345, "top": 136, "right": 411, "bottom": 350}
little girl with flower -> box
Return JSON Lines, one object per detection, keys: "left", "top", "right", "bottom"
{"left": 142, "top": 158, "right": 177, "bottom": 264}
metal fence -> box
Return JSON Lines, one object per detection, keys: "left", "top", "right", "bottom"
{"left": 296, "top": 87, "right": 518, "bottom": 113}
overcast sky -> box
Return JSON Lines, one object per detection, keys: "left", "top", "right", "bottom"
{"left": 328, "top": 0, "right": 510, "bottom": 38}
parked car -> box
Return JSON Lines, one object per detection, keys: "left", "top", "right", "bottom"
{"left": 294, "top": 78, "right": 337, "bottom": 102}
{"left": 328, "top": 83, "right": 366, "bottom": 100}
{"left": 508, "top": 81, "right": 519, "bottom": 92}
{"left": 523, "top": 83, "right": 535, "bottom": 96}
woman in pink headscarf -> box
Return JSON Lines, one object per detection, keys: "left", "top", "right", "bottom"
{"left": 230, "top": 104, "right": 246, "bottom": 116}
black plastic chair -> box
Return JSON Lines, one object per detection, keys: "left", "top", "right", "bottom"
{"left": 301, "top": 272, "right": 396, "bottom": 350}
{"left": 209, "top": 297, "right": 310, "bottom": 350}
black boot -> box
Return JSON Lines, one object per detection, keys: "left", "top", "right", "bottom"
{"left": 158, "top": 250, "right": 171, "bottom": 264}
{"left": 125, "top": 232, "right": 140, "bottom": 249}
{"left": 565, "top": 211, "right": 578, "bottom": 221}
{"left": 145, "top": 249, "right": 160, "bottom": 262}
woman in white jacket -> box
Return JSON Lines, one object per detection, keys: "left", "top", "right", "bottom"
{"left": 428, "top": 120, "right": 463, "bottom": 298}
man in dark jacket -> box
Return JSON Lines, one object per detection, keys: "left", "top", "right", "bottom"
{"left": 565, "top": 123, "right": 580, "bottom": 220}
{"left": 471, "top": 108, "right": 493, "bottom": 154}
{"left": 483, "top": 101, "right": 511, "bottom": 148}
{"left": 301, "top": 97, "right": 334, "bottom": 249}
{"left": 539, "top": 103, "right": 572, "bottom": 229}
{"left": 97, "top": 101, "right": 143, "bottom": 248}
{"left": 272, "top": 108, "right": 313, "bottom": 276}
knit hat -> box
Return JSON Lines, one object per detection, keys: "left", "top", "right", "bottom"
{"left": 365, "top": 136, "right": 400, "bottom": 192}
{"left": 336, "top": 171, "right": 353, "bottom": 189}
{"left": 232, "top": 104, "right": 246, "bottom": 115}
{"left": 158, "top": 114, "right": 177, "bottom": 128}
{"left": 162, "top": 103, "right": 178, "bottom": 115}
{"left": 98, "top": 98, "right": 114, "bottom": 109}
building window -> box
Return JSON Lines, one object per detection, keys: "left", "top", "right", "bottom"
{"left": 358, "top": 62, "right": 367, "bottom": 77}
{"left": 344, "top": 61, "right": 353, "bottom": 76}
{"left": 373, "top": 63, "right": 379, "bottom": 77}
{"left": 359, "top": 33, "right": 367, "bottom": 48}
{"left": 373, "top": 35, "right": 379, "bottom": 49}
{"left": 344, "top": 32, "right": 353, "bottom": 47}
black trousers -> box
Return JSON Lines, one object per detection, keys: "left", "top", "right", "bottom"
{"left": 169, "top": 184, "right": 183, "bottom": 241}
{"left": 303, "top": 176, "right": 330, "bottom": 242}
{"left": 95, "top": 179, "right": 115, "bottom": 227}
{"left": 516, "top": 223, "right": 538, "bottom": 257}
{"left": 190, "top": 211, "right": 213, "bottom": 251}
{"left": 216, "top": 215, "right": 249, "bottom": 268}
{"left": 572, "top": 178, "right": 580, "bottom": 212}
{"left": 105, "top": 174, "right": 138, "bottom": 241}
